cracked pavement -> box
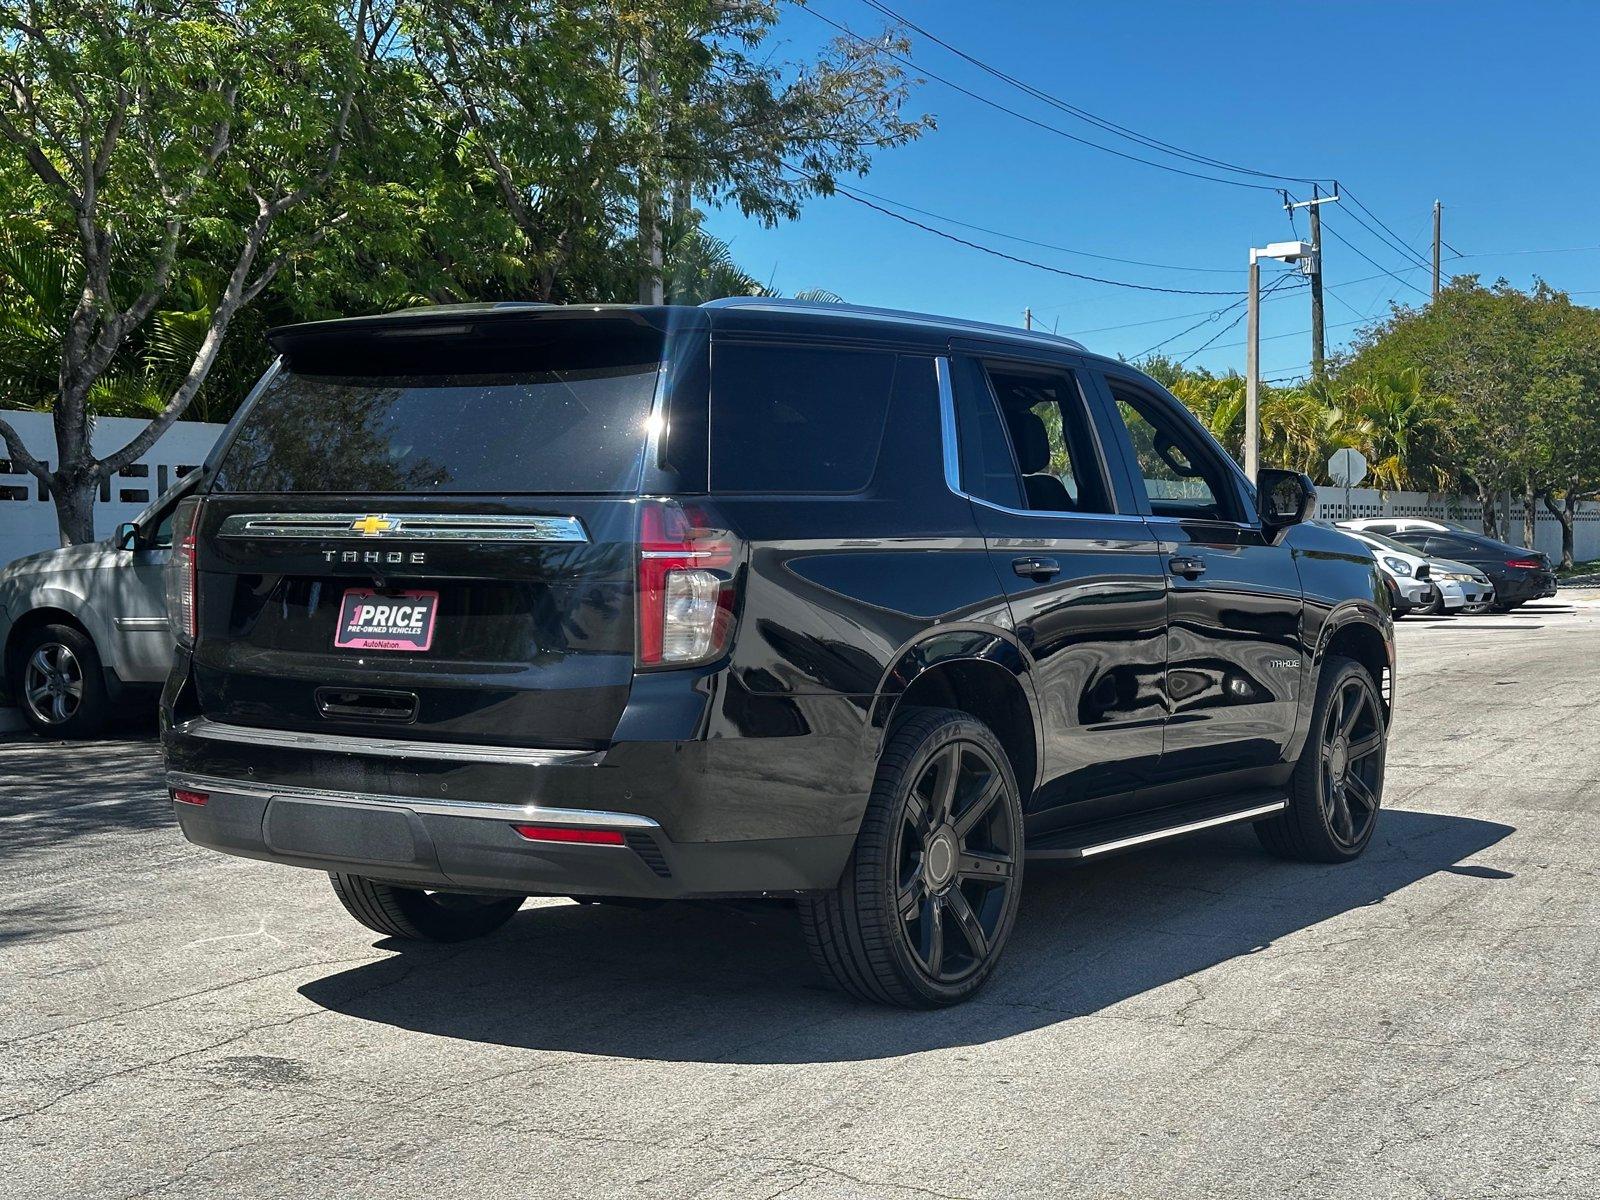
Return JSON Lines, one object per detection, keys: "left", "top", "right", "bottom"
{"left": 2, "top": 597, "right": 1597, "bottom": 1199}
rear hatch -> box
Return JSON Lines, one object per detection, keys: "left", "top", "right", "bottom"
{"left": 190, "top": 307, "right": 702, "bottom": 749}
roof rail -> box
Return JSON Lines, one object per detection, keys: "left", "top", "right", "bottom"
{"left": 701, "top": 296, "right": 1088, "bottom": 353}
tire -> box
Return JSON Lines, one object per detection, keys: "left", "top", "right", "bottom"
{"left": 799, "top": 707, "right": 1024, "bottom": 1008}
{"left": 1255, "top": 655, "right": 1386, "bottom": 863}
{"left": 11, "top": 622, "right": 110, "bottom": 738}
{"left": 1420, "top": 591, "right": 1446, "bottom": 616}
{"left": 1491, "top": 600, "right": 1522, "bottom": 613}
{"left": 328, "top": 873, "right": 524, "bottom": 943}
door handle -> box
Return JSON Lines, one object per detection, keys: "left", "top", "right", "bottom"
{"left": 1012, "top": 556, "right": 1061, "bottom": 582}
{"left": 1168, "top": 555, "right": 1206, "bottom": 579}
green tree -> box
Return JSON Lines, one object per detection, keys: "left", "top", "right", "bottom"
{"left": 401, "top": 0, "right": 930, "bottom": 303}
{"left": 0, "top": 0, "right": 376, "bottom": 544}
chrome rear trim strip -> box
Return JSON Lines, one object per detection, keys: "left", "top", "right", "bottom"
{"left": 114, "top": 616, "right": 170, "bottom": 632}
{"left": 166, "top": 771, "right": 658, "bottom": 828}
{"left": 1068, "top": 801, "right": 1287, "bottom": 859}
{"left": 172, "top": 717, "right": 597, "bottom": 767}
{"left": 217, "top": 513, "right": 588, "bottom": 543}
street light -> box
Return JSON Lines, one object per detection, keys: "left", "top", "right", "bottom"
{"left": 1245, "top": 240, "right": 1315, "bottom": 478}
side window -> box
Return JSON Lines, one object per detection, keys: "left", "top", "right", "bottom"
{"left": 1110, "top": 386, "right": 1235, "bottom": 522}
{"left": 710, "top": 343, "right": 895, "bottom": 493}
{"left": 1424, "top": 534, "right": 1477, "bottom": 558}
{"left": 954, "top": 357, "right": 1111, "bottom": 514}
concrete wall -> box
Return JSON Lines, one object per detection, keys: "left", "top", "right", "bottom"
{"left": 1316, "top": 485, "right": 1600, "bottom": 560}
{"left": 0, "top": 411, "right": 225, "bottom": 569}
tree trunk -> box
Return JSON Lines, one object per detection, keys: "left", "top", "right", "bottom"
{"left": 1541, "top": 490, "right": 1575, "bottom": 570}
{"left": 1477, "top": 487, "right": 1500, "bottom": 540}
{"left": 52, "top": 472, "right": 99, "bottom": 546}
{"left": 1522, "top": 474, "right": 1537, "bottom": 550}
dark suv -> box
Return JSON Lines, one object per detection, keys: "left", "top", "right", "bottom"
{"left": 162, "top": 299, "right": 1394, "bottom": 1007}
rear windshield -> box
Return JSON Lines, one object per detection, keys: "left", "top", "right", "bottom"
{"left": 213, "top": 366, "right": 660, "bottom": 494}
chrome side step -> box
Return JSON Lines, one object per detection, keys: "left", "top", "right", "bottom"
{"left": 1027, "top": 797, "right": 1287, "bottom": 861}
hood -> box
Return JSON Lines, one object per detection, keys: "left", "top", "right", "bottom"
{"left": 0, "top": 538, "right": 123, "bottom": 581}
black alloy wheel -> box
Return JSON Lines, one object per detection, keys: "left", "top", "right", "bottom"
{"left": 1319, "top": 675, "right": 1384, "bottom": 848}
{"left": 892, "top": 739, "right": 1018, "bottom": 986}
{"left": 800, "top": 707, "right": 1025, "bottom": 1007}
{"left": 1256, "top": 655, "right": 1386, "bottom": 863}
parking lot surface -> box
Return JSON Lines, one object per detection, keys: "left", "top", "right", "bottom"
{"left": 2, "top": 599, "right": 1597, "bottom": 1199}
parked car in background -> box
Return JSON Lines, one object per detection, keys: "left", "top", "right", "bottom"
{"left": 161, "top": 298, "right": 1394, "bottom": 1009}
{"left": 0, "top": 473, "right": 196, "bottom": 736}
{"left": 1341, "top": 519, "right": 1555, "bottom": 611}
{"left": 1328, "top": 524, "right": 1438, "bottom": 616}
{"left": 1337, "top": 526, "right": 1492, "bottom": 615}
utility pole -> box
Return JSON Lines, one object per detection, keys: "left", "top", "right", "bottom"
{"left": 637, "top": 31, "right": 664, "bottom": 305}
{"left": 1440, "top": 200, "right": 1452, "bottom": 300}
{"left": 1024, "top": 307, "right": 1032, "bottom": 330}
{"left": 1282, "top": 189, "right": 1340, "bottom": 378}
{"left": 1245, "top": 256, "right": 1260, "bottom": 478}
{"left": 1246, "top": 240, "right": 1316, "bottom": 479}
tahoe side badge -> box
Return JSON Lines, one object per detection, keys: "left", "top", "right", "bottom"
{"left": 334, "top": 588, "right": 440, "bottom": 652}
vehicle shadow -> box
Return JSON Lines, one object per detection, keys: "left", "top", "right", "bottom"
{"left": 298, "top": 808, "right": 1512, "bottom": 1063}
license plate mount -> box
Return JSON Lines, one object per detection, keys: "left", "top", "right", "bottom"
{"left": 334, "top": 588, "right": 440, "bottom": 652}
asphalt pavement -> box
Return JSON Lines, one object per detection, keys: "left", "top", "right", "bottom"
{"left": 2, "top": 598, "right": 1597, "bottom": 1199}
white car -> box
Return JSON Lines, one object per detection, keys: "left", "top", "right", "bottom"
{"left": 1339, "top": 525, "right": 1494, "bottom": 614}
{"left": 0, "top": 474, "right": 195, "bottom": 737}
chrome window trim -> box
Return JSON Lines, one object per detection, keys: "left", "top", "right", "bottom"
{"left": 935, "top": 354, "right": 1127, "bottom": 525}
{"left": 166, "top": 771, "right": 659, "bottom": 829}
{"left": 172, "top": 717, "right": 598, "bottom": 767}
{"left": 216, "top": 512, "right": 588, "bottom": 543}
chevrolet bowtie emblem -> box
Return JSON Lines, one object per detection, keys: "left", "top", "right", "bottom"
{"left": 351, "top": 515, "right": 396, "bottom": 536}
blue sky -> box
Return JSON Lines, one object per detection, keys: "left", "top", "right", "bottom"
{"left": 703, "top": 0, "right": 1600, "bottom": 381}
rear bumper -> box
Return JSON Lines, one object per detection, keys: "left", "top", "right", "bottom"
{"left": 1496, "top": 573, "right": 1557, "bottom": 603}
{"left": 167, "top": 770, "right": 855, "bottom": 899}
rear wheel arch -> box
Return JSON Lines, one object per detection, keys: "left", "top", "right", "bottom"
{"left": 873, "top": 644, "right": 1040, "bottom": 802}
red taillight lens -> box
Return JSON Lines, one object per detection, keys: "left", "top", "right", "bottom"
{"left": 512, "top": 824, "right": 626, "bottom": 845}
{"left": 165, "top": 498, "right": 201, "bottom": 646}
{"left": 636, "top": 500, "right": 737, "bottom": 668}
{"left": 1506, "top": 558, "right": 1541, "bottom": 570}
{"left": 170, "top": 788, "right": 208, "bottom": 807}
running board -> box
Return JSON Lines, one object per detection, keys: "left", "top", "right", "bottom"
{"left": 1026, "top": 794, "right": 1287, "bottom": 860}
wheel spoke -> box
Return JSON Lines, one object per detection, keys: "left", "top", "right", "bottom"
{"left": 953, "top": 769, "right": 1002, "bottom": 839}
{"left": 927, "top": 744, "right": 962, "bottom": 826}
{"left": 1330, "top": 787, "right": 1354, "bottom": 841}
{"left": 944, "top": 888, "right": 988, "bottom": 960}
{"left": 897, "top": 876, "right": 924, "bottom": 923}
{"left": 1339, "top": 684, "right": 1363, "bottom": 738}
{"left": 1347, "top": 732, "right": 1383, "bottom": 763}
{"left": 903, "top": 791, "right": 932, "bottom": 840}
{"left": 25, "top": 682, "right": 50, "bottom": 704}
{"left": 956, "top": 848, "right": 1013, "bottom": 882}
{"left": 52, "top": 694, "right": 70, "bottom": 722}
{"left": 1345, "top": 772, "right": 1378, "bottom": 814}
{"left": 28, "top": 648, "right": 51, "bottom": 676}
{"left": 918, "top": 894, "right": 944, "bottom": 976}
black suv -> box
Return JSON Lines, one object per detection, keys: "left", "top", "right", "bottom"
{"left": 162, "top": 299, "right": 1394, "bottom": 1007}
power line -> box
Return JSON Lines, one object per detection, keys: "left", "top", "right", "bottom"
{"left": 1339, "top": 186, "right": 1436, "bottom": 271}
{"left": 808, "top": 177, "right": 1250, "bottom": 295}
{"left": 796, "top": 5, "right": 1288, "bottom": 192}
{"left": 832, "top": 182, "right": 1239, "bottom": 273}
{"left": 1173, "top": 274, "right": 1304, "bottom": 365}
{"left": 853, "top": 0, "right": 1334, "bottom": 189}
{"left": 1316, "top": 215, "right": 1434, "bottom": 298}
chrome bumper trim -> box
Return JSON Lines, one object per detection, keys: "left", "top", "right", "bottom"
{"left": 166, "top": 771, "right": 660, "bottom": 829}
{"left": 114, "top": 616, "right": 170, "bottom": 632}
{"left": 172, "top": 717, "right": 597, "bottom": 767}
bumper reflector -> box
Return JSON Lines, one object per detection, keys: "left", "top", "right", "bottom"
{"left": 171, "top": 788, "right": 209, "bottom": 807}
{"left": 512, "top": 824, "right": 625, "bottom": 846}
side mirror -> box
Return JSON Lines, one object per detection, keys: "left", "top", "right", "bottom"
{"left": 115, "top": 522, "right": 140, "bottom": 551}
{"left": 1257, "top": 469, "right": 1317, "bottom": 531}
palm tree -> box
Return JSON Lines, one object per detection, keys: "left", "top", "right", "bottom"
{"left": 662, "top": 228, "right": 769, "bottom": 305}
{"left": 1338, "top": 368, "right": 1453, "bottom": 490}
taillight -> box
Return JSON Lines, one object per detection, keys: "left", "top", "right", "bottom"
{"left": 170, "top": 788, "right": 208, "bottom": 807}
{"left": 1505, "top": 558, "right": 1541, "bottom": 570}
{"left": 636, "top": 499, "right": 738, "bottom": 668}
{"left": 165, "top": 498, "right": 201, "bottom": 646}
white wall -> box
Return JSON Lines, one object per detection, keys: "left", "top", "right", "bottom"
{"left": 1316, "top": 485, "right": 1600, "bottom": 561}
{"left": 0, "top": 410, "right": 225, "bottom": 568}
